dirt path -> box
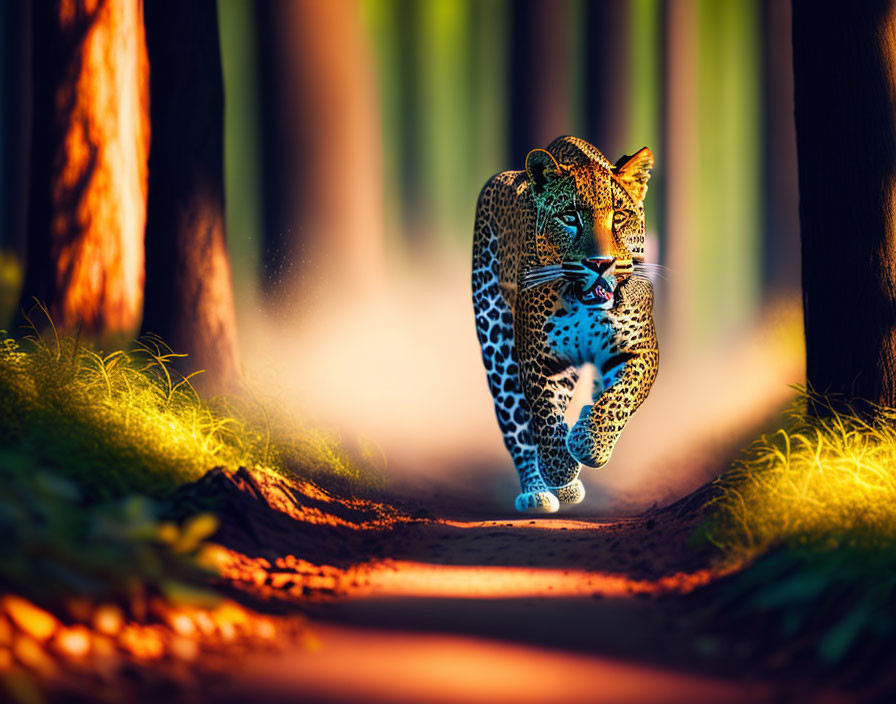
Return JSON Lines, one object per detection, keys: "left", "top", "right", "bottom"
{"left": 140, "top": 467, "right": 799, "bottom": 704}
{"left": 223, "top": 622, "right": 761, "bottom": 704}
{"left": 32, "top": 464, "right": 860, "bottom": 703}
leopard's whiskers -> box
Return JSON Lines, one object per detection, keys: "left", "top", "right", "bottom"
{"left": 633, "top": 262, "right": 667, "bottom": 284}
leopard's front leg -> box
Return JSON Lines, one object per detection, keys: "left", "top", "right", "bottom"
{"left": 567, "top": 278, "right": 658, "bottom": 467}
{"left": 518, "top": 361, "right": 585, "bottom": 502}
{"left": 516, "top": 301, "right": 585, "bottom": 509}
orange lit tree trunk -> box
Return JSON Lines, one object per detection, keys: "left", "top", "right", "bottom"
{"left": 256, "top": 0, "right": 385, "bottom": 305}
{"left": 792, "top": 0, "right": 896, "bottom": 411}
{"left": 23, "top": 0, "right": 149, "bottom": 338}
{"left": 141, "top": 0, "right": 241, "bottom": 394}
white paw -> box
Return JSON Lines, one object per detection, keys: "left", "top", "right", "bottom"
{"left": 515, "top": 491, "right": 560, "bottom": 514}
{"left": 550, "top": 479, "right": 585, "bottom": 504}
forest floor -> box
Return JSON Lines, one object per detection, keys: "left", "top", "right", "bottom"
{"left": 29, "top": 460, "right": 865, "bottom": 704}
{"left": 4, "top": 310, "right": 888, "bottom": 703}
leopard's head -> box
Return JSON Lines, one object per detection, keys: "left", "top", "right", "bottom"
{"left": 522, "top": 138, "right": 653, "bottom": 308}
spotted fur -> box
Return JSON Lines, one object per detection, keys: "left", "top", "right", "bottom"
{"left": 472, "top": 136, "right": 658, "bottom": 513}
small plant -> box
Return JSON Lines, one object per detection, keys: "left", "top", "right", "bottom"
{"left": 701, "top": 389, "right": 896, "bottom": 671}
{"left": 0, "top": 314, "right": 374, "bottom": 501}
{"left": 0, "top": 450, "right": 220, "bottom": 609}
{"left": 704, "top": 389, "right": 896, "bottom": 558}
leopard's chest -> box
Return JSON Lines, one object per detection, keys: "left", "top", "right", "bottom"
{"left": 543, "top": 297, "right": 620, "bottom": 368}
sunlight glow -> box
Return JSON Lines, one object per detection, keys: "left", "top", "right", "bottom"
{"left": 347, "top": 560, "right": 728, "bottom": 599}
{"left": 708, "top": 392, "right": 896, "bottom": 559}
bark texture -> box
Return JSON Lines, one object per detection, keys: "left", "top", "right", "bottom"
{"left": 793, "top": 0, "right": 896, "bottom": 410}
{"left": 142, "top": 0, "right": 241, "bottom": 393}
{"left": 23, "top": 0, "right": 149, "bottom": 337}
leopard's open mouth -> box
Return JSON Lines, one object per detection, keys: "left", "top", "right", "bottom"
{"left": 577, "top": 277, "right": 614, "bottom": 307}
{"left": 576, "top": 257, "right": 616, "bottom": 308}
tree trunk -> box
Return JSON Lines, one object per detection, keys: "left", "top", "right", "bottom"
{"left": 0, "top": 0, "right": 31, "bottom": 256}
{"left": 142, "top": 0, "right": 241, "bottom": 394}
{"left": 508, "top": 0, "right": 571, "bottom": 162}
{"left": 582, "top": 0, "right": 630, "bottom": 158}
{"left": 793, "top": 0, "right": 896, "bottom": 411}
{"left": 256, "top": 0, "right": 385, "bottom": 305}
{"left": 22, "top": 0, "right": 149, "bottom": 338}
{"left": 663, "top": 0, "right": 699, "bottom": 363}
{"left": 0, "top": 0, "right": 31, "bottom": 327}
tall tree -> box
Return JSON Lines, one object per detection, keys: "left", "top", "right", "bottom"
{"left": 142, "top": 0, "right": 241, "bottom": 393}
{"left": 508, "top": 0, "right": 571, "bottom": 161}
{"left": 582, "top": 0, "right": 630, "bottom": 157}
{"left": 663, "top": 0, "right": 699, "bottom": 362}
{"left": 793, "top": 0, "right": 896, "bottom": 410}
{"left": 22, "top": 0, "right": 149, "bottom": 338}
{"left": 256, "top": 0, "right": 385, "bottom": 304}
{"left": 0, "top": 1, "right": 31, "bottom": 262}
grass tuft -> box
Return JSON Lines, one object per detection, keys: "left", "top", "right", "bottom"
{"left": 704, "top": 388, "right": 896, "bottom": 561}
{"left": 701, "top": 388, "right": 896, "bottom": 670}
{"left": 0, "top": 326, "right": 374, "bottom": 500}
{"left": 0, "top": 323, "right": 380, "bottom": 621}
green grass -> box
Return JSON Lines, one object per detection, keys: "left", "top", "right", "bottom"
{"left": 701, "top": 390, "right": 896, "bottom": 671}
{"left": 0, "top": 314, "right": 373, "bottom": 501}
{"left": 704, "top": 390, "right": 896, "bottom": 559}
{"left": 0, "top": 318, "right": 378, "bottom": 613}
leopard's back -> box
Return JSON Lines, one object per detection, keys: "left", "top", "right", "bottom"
{"left": 472, "top": 169, "right": 532, "bottom": 313}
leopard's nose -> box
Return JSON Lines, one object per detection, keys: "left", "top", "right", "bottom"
{"left": 583, "top": 256, "right": 615, "bottom": 277}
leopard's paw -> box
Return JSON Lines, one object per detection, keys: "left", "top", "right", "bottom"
{"left": 515, "top": 491, "right": 560, "bottom": 514}
{"left": 566, "top": 408, "right": 611, "bottom": 468}
{"left": 550, "top": 479, "right": 585, "bottom": 504}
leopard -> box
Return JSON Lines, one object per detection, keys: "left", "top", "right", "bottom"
{"left": 472, "top": 135, "right": 659, "bottom": 514}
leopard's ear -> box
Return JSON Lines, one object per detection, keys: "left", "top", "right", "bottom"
{"left": 526, "top": 149, "right": 564, "bottom": 195}
{"left": 614, "top": 147, "right": 654, "bottom": 202}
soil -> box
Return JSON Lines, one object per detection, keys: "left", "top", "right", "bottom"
{"left": 38, "top": 466, "right": 865, "bottom": 704}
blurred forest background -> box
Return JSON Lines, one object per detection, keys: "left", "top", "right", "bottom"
{"left": 0, "top": 0, "right": 804, "bottom": 512}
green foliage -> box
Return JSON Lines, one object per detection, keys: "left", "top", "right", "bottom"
{"left": 0, "top": 320, "right": 372, "bottom": 501}
{"left": 704, "top": 390, "right": 896, "bottom": 558}
{"left": 701, "top": 390, "right": 896, "bottom": 669}
{"left": 0, "top": 448, "right": 220, "bottom": 608}
{"left": 0, "top": 319, "right": 376, "bottom": 611}
{"left": 708, "top": 547, "right": 896, "bottom": 669}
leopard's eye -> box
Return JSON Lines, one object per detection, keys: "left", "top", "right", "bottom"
{"left": 613, "top": 210, "right": 633, "bottom": 227}
{"left": 555, "top": 212, "right": 580, "bottom": 228}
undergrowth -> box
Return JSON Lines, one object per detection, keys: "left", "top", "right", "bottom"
{"left": 0, "top": 314, "right": 374, "bottom": 501}
{"left": 705, "top": 390, "right": 896, "bottom": 558}
{"left": 0, "top": 315, "right": 379, "bottom": 616}
{"left": 0, "top": 448, "right": 221, "bottom": 608}
{"left": 701, "top": 389, "right": 896, "bottom": 674}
